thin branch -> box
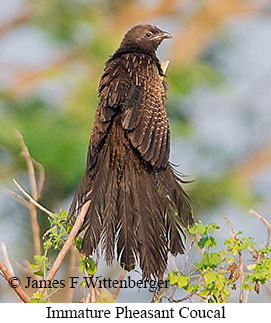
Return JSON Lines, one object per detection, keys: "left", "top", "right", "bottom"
{"left": 244, "top": 289, "right": 249, "bottom": 303}
{"left": 223, "top": 216, "right": 244, "bottom": 303}
{"left": 238, "top": 251, "right": 244, "bottom": 303}
{"left": 0, "top": 259, "right": 30, "bottom": 303}
{"left": 15, "top": 129, "right": 41, "bottom": 255}
{"left": 249, "top": 209, "right": 271, "bottom": 248}
{"left": 1, "top": 241, "right": 15, "bottom": 276}
{"left": 112, "top": 270, "right": 127, "bottom": 300}
{"left": 90, "top": 277, "right": 96, "bottom": 303}
{"left": 65, "top": 246, "right": 77, "bottom": 303}
{"left": 12, "top": 178, "right": 53, "bottom": 216}
{"left": 182, "top": 238, "right": 195, "bottom": 273}
{"left": 30, "top": 157, "right": 45, "bottom": 200}
{"left": 11, "top": 260, "right": 33, "bottom": 275}
{"left": 94, "top": 284, "right": 104, "bottom": 303}
{"left": 38, "top": 200, "right": 91, "bottom": 294}
{"left": 168, "top": 254, "right": 178, "bottom": 272}
{"left": 166, "top": 292, "right": 196, "bottom": 303}
{"left": 45, "top": 287, "right": 61, "bottom": 301}
{"left": 15, "top": 129, "right": 38, "bottom": 200}
{"left": 2, "top": 187, "right": 30, "bottom": 209}
{"left": 223, "top": 216, "right": 237, "bottom": 239}
{"left": 85, "top": 292, "right": 91, "bottom": 303}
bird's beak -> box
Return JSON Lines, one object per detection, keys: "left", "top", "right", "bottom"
{"left": 159, "top": 30, "right": 173, "bottom": 40}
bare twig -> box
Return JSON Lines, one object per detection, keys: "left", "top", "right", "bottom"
{"left": 1, "top": 241, "right": 15, "bottom": 276}
{"left": 223, "top": 216, "right": 244, "bottom": 303}
{"left": 65, "top": 246, "right": 77, "bottom": 303}
{"left": 15, "top": 130, "right": 38, "bottom": 200}
{"left": 45, "top": 287, "right": 61, "bottom": 301}
{"left": 90, "top": 278, "right": 96, "bottom": 303}
{"left": 94, "top": 284, "right": 104, "bottom": 303}
{"left": 249, "top": 209, "right": 271, "bottom": 248}
{"left": 223, "top": 216, "right": 237, "bottom": 238}
{"left": 85, "top": 292, "right": 91, "bottom": 303}
{"left": 15, "top": 130, "right": 41, "bottom": 255}
{"left": 29, "top": 157, "right": 45, "bottom": 200}
{"left": 112, "top": 270, "right": 127, "bottom": 300}
{"left": 11, "top": 260, "right": 33, "bottom": 275}
{"left": 168, "top": 254, "right": 178, "bottom": 272}
{"left": 12, "top": 178, "right": 53, "bottom": 216}
{"left": 166, "top": 291, "right": 196, "bottom": 303}
{"left": 2, "top": 187, "right": 30, "bottom": 208}
{"left": 182, "top": 238, "right": 195, "bottom": 272}
{"left": 38, "top": 200, "right": 90, "bottom": 294}
{"left": 238, "top": 251, "right": 244, "bottom": 303}
{"left": 244, "top": 289, "right": 249, "bottom": 303}
{"left": 0, "top": 259, "right": 30, "bottom": 303}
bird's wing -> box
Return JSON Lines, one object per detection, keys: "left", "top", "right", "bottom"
{"left": 120, "top": 53, "right": 170, "bottom": 169}
{"left": 87, "top": 57, "right": 132, "bottom": 169}
{"left": 87, "top": 53, "right": 170, "bottom": 170}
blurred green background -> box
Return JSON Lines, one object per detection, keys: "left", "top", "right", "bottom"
{"left": 0, "top": 0, "right": 270, "bottom": 302}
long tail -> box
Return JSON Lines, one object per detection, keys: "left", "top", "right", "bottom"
{"left": 69, "top": 135, "right": 193, "bottom": 281}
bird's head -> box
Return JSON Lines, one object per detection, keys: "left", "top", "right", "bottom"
{"left": 119, "top": 24, "right": 172, "bottom": 54}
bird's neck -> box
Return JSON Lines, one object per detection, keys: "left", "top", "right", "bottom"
{"left": 112, "top": 47, "right": 164, "bottom": 76}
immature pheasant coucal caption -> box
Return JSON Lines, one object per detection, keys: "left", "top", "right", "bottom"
{"left": 69, "top": 24, "right": 194, "bottom": 279}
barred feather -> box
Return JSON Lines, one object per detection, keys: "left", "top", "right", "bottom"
{"left": 69, "top": 24, "right": 194, "bottom": 280}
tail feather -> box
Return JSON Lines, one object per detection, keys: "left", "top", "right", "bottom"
{"left": 69, "top": 120, "right": 193, "bottom": 279}
{"left": 132, "top": 166, "right": 168, "bottom": 279}
{"left": 116, "top": 164, "right": 137, "bottom": 271}
{"left": 101, "top": 162, "right": 118, "bottom": 263}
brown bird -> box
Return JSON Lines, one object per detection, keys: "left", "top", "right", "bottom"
{"left": 69, "top": 24, "right": 194, "bottom": 280}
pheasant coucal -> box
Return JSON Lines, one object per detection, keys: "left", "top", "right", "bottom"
{"left": 69, "top": 24, "right": 194, "bottom": 280}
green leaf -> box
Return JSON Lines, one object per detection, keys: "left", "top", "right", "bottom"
{"left": 204, "top": 272, "right": 217, "bottom": 285}
{"left": 177, "top": 275, "right": 190, "bottom": 288}
{"left": 195, "top": 252, "right": 222, "bottom": 271}
{"left": 30, "top": 262, "right": 39, "bottom": 270}
{"left": 222, "top": 288, "right": 231, "bottom": 297}
{"left": 199, "top": 290, "right": 209, "bottom": 297}
{"left": 43, "top": 240, "right": 53, "bottom": 250}
{"left": 188, "top": 225, "right": 197, "bottom": 235}
{"left": 59, "top": 209, "right": 68, "bottom": 220}
{"left": 198, "top": 237, "right": 208, "bottom": 249}
{"left": 227, "top": 257, "right": 234, "bottom": 264}
{"left": 209, "top": 253, "right": 222, "bottom": 267}
{"left": 85, "top": 257, "right": 97, "bottom": 276}
{"left": 186, "top": 284, "right": 200, "bottom": 293}
{"left": 197, "top": 223, "right": 206, "bottom": 235}
{"left": 207, "top": 223, "right": 220, "bottom": 234}
{"left": 198, "top": 236, "right": 217, "bottom": 249}
{"left": 30, "top": 292, "right": 47, "bottom": 303}
{"left": 79, "top": 261, "right": 85, "bottom": 274}
{"left": 79, "top": 256, "right": 97, "bottom": 276}
{"left": 168, "top": 272, "right": 179, "bottom": 285}
{"left": 33, "top": 269, "right": 44, "bottom": 277}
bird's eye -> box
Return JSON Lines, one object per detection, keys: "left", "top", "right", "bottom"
{"left": 145, "top": 32, "right": 152, "bottom": 38}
